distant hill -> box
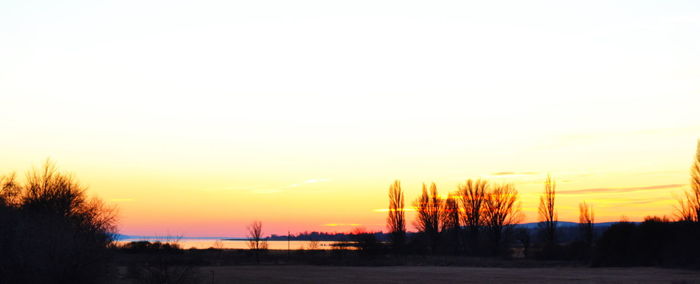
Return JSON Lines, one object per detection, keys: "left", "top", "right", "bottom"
{"left": 513, "top": 221, "right": 633, "bottom": 229}
{"left": 115, "top": 222, "right": 637, "bottom": 242}
{"left": 114, "top": 234, "right": 246, "bottom": 241}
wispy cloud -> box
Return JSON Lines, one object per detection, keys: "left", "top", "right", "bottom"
{"left": 625, "top": 199, "right": 666, "bottom": 205}
{"left": 373, "top": 207, "right": 417, "bottom": 212}
{"left": 590, "top": 197, "right": 675, "bottom": 206}
{"left": 558, "top": 184, "right": 685, "bottom": 195}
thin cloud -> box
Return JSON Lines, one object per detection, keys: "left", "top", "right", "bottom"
{"left": 373, "top": 207, "right": 417, "bottom": 212}
{"left": 558, "top": 184, "right": 685, "bottom": 195}
{"left": 625, "top": 199, "right": 667, "bottom": 205}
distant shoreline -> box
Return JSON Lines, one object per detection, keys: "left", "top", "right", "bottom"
{"left": 116, "top": 221, "right": 628, "bottom": 242}
{"left": 117, "top": 238, "right": 333, "bottom": 242}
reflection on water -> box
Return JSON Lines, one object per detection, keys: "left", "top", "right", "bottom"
{"left": 116, "top": 239, "right": 339, "bottom": 250}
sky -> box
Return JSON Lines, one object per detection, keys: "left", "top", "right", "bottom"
{"left": 1, "top": 0, "right": 699, "bottom": 237}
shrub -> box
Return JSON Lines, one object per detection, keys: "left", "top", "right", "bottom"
{"left": 0, "top": 161, "right": 116, "bottom": 283}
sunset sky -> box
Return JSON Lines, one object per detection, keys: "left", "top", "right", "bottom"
{"left": 1, "top": 0, "right": 699, "bottom": 237}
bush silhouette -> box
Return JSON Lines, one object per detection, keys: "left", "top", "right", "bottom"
{"left": 593, "top": 217, "right": 700, "bottom": 267}
{"left": 0, "top": 160, "right": 116, "bottom": 283}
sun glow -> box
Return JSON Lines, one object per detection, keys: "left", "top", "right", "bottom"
{"left": 1, "top": 0, "right": 699, "bottom": 237}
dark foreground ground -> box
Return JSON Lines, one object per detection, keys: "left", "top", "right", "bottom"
{"left": 113, "top": 265, "right": 700, "bottom": 283}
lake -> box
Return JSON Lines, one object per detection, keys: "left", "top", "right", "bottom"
{"left": 116, "top": 238, "right": 340, "bottom": 250}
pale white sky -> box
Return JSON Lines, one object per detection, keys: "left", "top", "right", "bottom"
{"left": 1, "top": 0, "right": 699, "bottom": 236}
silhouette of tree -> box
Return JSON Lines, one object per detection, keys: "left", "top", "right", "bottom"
{"left": 515, "top": 228, "right": 531, "bottom": 258}
{"left": 247, "top": 220, "right": 268, "bottom": 263}
{"left": 0, "top": 160, "right": 116, "bottom": 283}
{"left": 440, "top": 191, "right": 461, "bottom": 254}
{"left": 578, "top": 201, "right": 594, "bottom": 246}
{"left": 676, "top": 140, "right": 700, "bottom": 222}
{"left": 539, "top": 174, "right": 558, "bottom": 246}
{"left": 0, "top": 173, "right": 20, "bottom": 207}
{"left": 387, "top": 180, "right": 406, "bottom": 251}
{"left": 306, "top": 238, "right": 320, "bottom": 250}
{"left": 593, "top": 215, "right": 700, "bottom": 267}
{"left": 482, "top": 184, "right": 522, "bottom": 255}
{"left": 349, "top": 227, "right": 382, "bottom": 257}
{"left": 413, "top": 182, "right": 442, "bottom": 253}
{"left": 459, "top": 179, "right": 488, "bottom": 254}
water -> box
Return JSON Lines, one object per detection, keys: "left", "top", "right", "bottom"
{"left": 116, "top": 239, "right": 339, "bottom": 250}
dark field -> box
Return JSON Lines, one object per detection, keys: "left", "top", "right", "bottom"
{"left": 111, "top": 265, "right": 700, "bottom": 283}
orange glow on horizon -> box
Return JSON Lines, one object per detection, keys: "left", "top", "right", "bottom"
{"left": 1, "top": 0, "right": 699, "bottom": 237}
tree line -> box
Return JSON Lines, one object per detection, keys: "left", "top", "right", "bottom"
{"left": 384, "top": 140, "right": 700, "bottom": 264}
{"left": 386, "top": 176, "right": 553, "bottom": 257}
{"left": 1, "top": 140, "right": 699, "bottom": 283}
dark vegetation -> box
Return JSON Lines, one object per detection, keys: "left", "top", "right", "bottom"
{"left": 387, "top": 180, "right": 406, "bottom": 252}
{"left": 0, "top": 161, "right": 116, "bottom": 283}
{"left": 268, "top": 231, "right": 384, "bottom": 241}
{"left": 372, "top": 141, "right": 700, "bottom": 268}
{"left": 2, "top": 141, "right": 700, "bottom": 282}
{"left": 246, "top": 220, "right": 268, "bottom": 263}
{"left": 593, "top": 217, "right": 700, "bottom": 267}
{"left": 119, "top": 240, "right": 201, "bottom": 284}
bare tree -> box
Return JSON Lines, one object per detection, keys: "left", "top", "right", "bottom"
{"left": 482, "top": 183, "right": 522, "bottom": 255}
{"left": 538, "top": 174, "right": 558, "bottom": 246}
{"left": 247, "top": 220, "right": 268, "bottom": 263}
{"left": 413, "top": 182, "right": 442, "bottom": 252}
{"left": 441, "top": 191, "right": 461, "bottom": 254}
{"left": 0, "top": 173, "right": 20, "bottom": 207}
{"left": 676, "top": 197, "right": 695, "bottom": 222}
{"left": 387, "top": 180, "right": 405, "bottom": 251}
{"left": 441, "top": 191, "right": 461, "bottom": 232}
{"left": 578, "top": 201, "right": 594, "bottom": 245}
{"left": 0, "top": 160, "right": 117, "bottom": 283}
{"left": 23, "top": 160, "right": 87, "bottom": 215}
{"left": 676, "top": 140, "right": 700, "bottom": 222}
{"left": 212, "top": 240, "right": 224, "bottom": 250}
{"left": 459, "top": 179, "right": 488, "bottom": 254}
{"left": 306, "top": 238, "right": 320, "bottom": 250}
{"left": 515, "top": 228, "right": 531, "bottom": 258}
